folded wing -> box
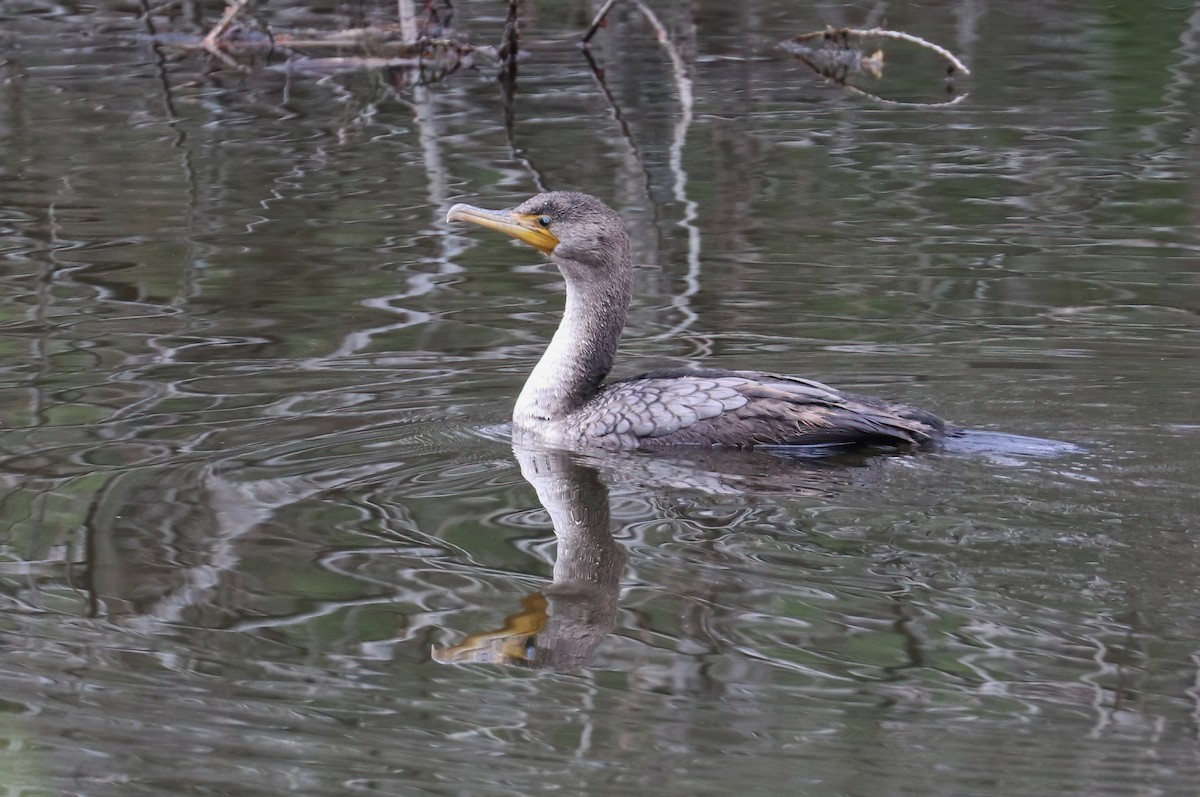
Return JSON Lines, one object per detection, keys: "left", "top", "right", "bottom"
{"left": 589, "top": 368, "right": 944, "bottom": 449}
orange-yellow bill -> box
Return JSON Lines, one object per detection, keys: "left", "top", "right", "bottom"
{"left": 446, "top": 203, "right": 560, "bottom": 255}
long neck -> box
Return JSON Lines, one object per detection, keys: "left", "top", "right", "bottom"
{"left": 514, "top": 266, "right": 630, "bottom": 425}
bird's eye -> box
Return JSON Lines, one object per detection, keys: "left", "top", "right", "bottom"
{"left": 537, "top": 216, "right": 552, "bottom": 227}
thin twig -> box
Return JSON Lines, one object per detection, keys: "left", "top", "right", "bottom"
{"left": 582, "top": 0, "right": 620, "bottom": 46}
{"left": 137, "top": 0, "right": 187, "bottom": 19}
{"left": 201, "top": 0, "right": 254, "bottom": 54}
{"left": 497, "top": 0, "right": 545, "bottom": 190}
{"left": 497, "top": 0, "right": 519, "bottom": 84}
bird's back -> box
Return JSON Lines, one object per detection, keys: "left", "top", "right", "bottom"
{"left": 553, "top": 367, "right": 946, "bottom": 450}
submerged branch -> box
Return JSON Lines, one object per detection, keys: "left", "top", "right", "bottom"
{"left": 178, "top": 0, "right": 474, "bottom": 81}
{"left": 789, "top": 26, "right": 971, "bottom": 76}
{"left": 783, "top": 26, "right": 971, "bottom": 106}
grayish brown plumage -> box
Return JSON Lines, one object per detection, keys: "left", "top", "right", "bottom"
{"left": 447, "top": 191, "right": 949, "bottom": 451}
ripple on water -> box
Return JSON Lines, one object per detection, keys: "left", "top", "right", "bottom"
{"left": 1, "top": 1, "right": 1200, "bottom": 795}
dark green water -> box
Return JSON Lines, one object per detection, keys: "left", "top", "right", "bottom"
{"left": 1, "top": 1, "right": 1198, "bottom": 794}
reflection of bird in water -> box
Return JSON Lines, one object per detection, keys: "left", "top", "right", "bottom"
{"left": 433, "top": 446, "right": 626, "bottom": 668}
{"left": 430, "top": 442, "right": 897, "bottom": 668}
{"left": 448, "top": 192, "right": 950, "bottom": 452}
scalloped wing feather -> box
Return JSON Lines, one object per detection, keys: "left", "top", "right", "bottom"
{"left": 578, "top": 369, "right": 942, "bottom": 449}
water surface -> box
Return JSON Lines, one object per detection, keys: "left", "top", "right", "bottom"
{"left": 1, "top": 1, "right": 1199, "bottom": 794}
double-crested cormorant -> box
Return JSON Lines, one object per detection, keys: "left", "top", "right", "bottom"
{"left": 447, "top": 191, "right": 949, "bottom": 451}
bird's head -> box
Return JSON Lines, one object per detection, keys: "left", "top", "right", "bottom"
{"left": 447, "top": 191, "right": 629, "bottom": 278}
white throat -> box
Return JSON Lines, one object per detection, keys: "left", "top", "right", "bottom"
{"left": 513, "top": 276, "right": 627, "bottom": 428}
